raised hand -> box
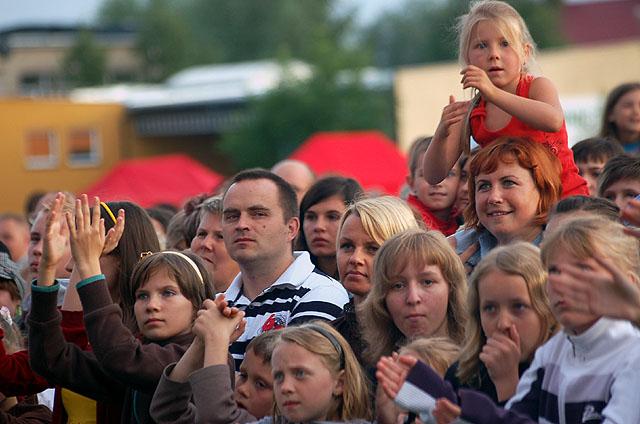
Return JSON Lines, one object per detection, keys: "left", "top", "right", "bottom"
{"left": 376, "top": 354, "right": 417, "bottom": 401}
{"left": 65, "top": 195, "right": 105, "bottom": 280}
{"left": 433, "top": 398, "right": 461, "bottom": 424}
{"left": 39, "top": 193, "right": 70, "bottom": 286}
{"left": 102, "top": 207, "right": 125, "bottom": 256}
{"left": 433, "top": 95, "right": 471, "bottom": 146}
{"left": 548, "top": 256, "right": 640, "bottom": 324}
{"left": 461, "top": 65, "right": 496, "bottom": 99}
{"left": 480, "top": 324, "right": 521, "bottom": 401}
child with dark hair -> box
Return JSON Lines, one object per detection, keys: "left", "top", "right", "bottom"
{"left": 406, "top": 136, "right": 460, "bottom": 236}
{"left": 600, "top": 82, "right": 640, "bottom": 153}
{"left": 598, "top": 154, "right": 640, "bottom": 212}
{"left": 571, "top": 137, "right": 624, "bottom": 196}
{"left": 545, "top": 195, "right": 620, "bottom": 235}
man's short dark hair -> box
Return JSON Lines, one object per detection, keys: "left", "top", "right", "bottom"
{"left": 572, "top": 137, "right": 624, "bottom": 164}
{"left": 225, "top": 168, "right": 299, "bottom": 221}
{"left": 598, "top": 155, "right": 640, "bottom": 196}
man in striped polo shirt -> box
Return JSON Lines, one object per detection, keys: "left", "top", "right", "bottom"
{"left": 221, "top": 169, "right": 349, "bottom": 369}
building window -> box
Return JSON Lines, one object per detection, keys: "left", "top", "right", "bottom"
{"left": 67, "top": 129, "right": 101, "bottom": 167}
{"left": 24, "top": 130, "right": 59, "bottom": 170}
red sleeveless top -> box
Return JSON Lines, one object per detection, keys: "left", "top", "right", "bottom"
{"left": 470, "top": 74, "right": 588, "bottom": 198}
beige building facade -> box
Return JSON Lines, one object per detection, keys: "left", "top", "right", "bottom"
{"left": 395, "top": 40, "right": 640, "bottom": 151}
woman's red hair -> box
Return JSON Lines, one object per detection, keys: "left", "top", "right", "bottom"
{"left": 463, "top": 137, "right": 562, "bottom": 229}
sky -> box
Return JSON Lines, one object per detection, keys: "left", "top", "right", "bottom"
{"left": 0, "top": 0, "right": 401, "bottom": 30}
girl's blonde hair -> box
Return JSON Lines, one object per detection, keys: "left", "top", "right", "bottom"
{"left": 456, "top": 242, "right": 557, "bottom": 384}
{"left": 359, "top": 229, "right": 467, "bottom": 365}
{"left": 457, "top": 0, "right": 536, "bottom": 71}
{"left": 457, "top": 0, "right": 537, "bottom": 153}
{"left": 273, "top": 321, "right": 372, "bottom": 421}
{"left": 540, "top": 217, "right": 640, "bottom": 277}
{"left": 337, "top": 196, "right": 421, "bottom": 248}
{"left": 399, "top": 337, "right": 460, "bottom": 377}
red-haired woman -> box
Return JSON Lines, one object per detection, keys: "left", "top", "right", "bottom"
{"left": 452, "top": 137, "right": 562, "bottom": 273}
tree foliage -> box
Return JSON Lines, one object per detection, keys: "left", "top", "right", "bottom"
{"left": 218, "top": 55, "right": 394, "bottom": 170}
{"left": 61, "top": 30, "right": 106, "bottom": 88}
{"left": 361, "top": 0, "right": 565, "bottom": 68}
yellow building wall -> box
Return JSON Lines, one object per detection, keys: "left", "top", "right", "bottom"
{"left": 0, "top": 99, "right": 124, "bottom": 213}
{"left": 395, "top": 40, "right": 640, "bottom": 151}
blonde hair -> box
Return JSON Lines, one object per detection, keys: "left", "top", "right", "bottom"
{"left": 400, "top": 337, "right": 460, "bottom": 377}
{"left": 541, "top": 217, "right": 640, "bottom": 277}
{"left": 359, "top": 229, "right": 467, "bottom": 365}
{"left": 338, "top": 196, "right": 421, "bottom": 248}
{"left": 457, "top": 0, "right": 538, "bottom": 153}
{"left": 38, "top": 191, "right": 76, "bottom": 215}
{"left": 456, "top": 242, "right": 557, "bottom": 384}
{"left": 273, "top": 321, "right": 372, "bottom": 421}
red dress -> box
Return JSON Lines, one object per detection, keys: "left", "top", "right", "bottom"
{"left": 470, "top": 74, "right": 588, "bottom": 198}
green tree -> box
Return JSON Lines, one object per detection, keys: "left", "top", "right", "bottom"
{"left": 182, "top": 0, "right": 351, "bottom": 65}
{"left": 218, "top": 56, "right": 394, "bottom": 170}
{"left": 362, "top": 0, "right": 565, "bottom": 68}
{"left": 61, "top": 30, "right": 107, "bottom": 88}
{"left": 136, "top": 0, "right": 192, "bottom": 82}
{"left": 97, "top": 0, "right": 143, "bottom": 27}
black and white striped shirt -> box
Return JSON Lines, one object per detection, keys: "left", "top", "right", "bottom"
{"left": 225, "top": 251, "right": 349, "bottom": 370}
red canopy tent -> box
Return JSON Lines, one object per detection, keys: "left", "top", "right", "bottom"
{"left": 84, "top": 154, "right": 224, "bottom": 208}
{"left": 290, "top": 131, "right": 407, "bottom": 195}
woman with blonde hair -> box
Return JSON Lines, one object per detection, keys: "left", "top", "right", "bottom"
{"left": 332, "top": 196, "right": 421, "bottom": 363}
{"left": 359, "top": 229, "right": 467, "bottom": 366}
{"left": 446, "top": 242, "right": 557, "bottom": 403}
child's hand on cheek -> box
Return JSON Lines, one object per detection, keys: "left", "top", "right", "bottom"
{"left": 461, "top": 65, "right": 496, "bottom": 99}
{"left": 480, "top": 324, "right": 521, "bottom": 401}
{"left": 39, "top": 193, "right": 70, "bottom": 286}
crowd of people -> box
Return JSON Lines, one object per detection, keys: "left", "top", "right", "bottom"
{"left": 0, "top": 0, "right": 639, "bottom": 423}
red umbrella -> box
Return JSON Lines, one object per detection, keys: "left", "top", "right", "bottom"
{"left": 84, "top": 154, "right": 223, "bottom": 208}
{"left": 290, "top": 131, "right": 407, "bottom": 195}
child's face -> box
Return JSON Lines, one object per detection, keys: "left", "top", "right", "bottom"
{"left": 601, "top": 178, "right": 640, "bottom": 212}
{"left": 272, "top": 341, "right": 344, "bottom": 423}
{"left": 576, "top": 160, "right": 606, "bottom": 197}
{"left": 546, "top": 249, "right": 599, "bottom": 335}
{"left": 384, "top": 261, "right": 450, "bottom": 340}
{"left": 609, "top": 89, "right": 640, "bottom": 142}
{"left": 478, "top": 269, "right": 543, "bottom": 362}
{"left": 467, "top": 19, "right": 523, "bottom": 93}
{"left": 455, "top": 159, "right": 472, "bottom": 213}
{"left": 410, "top": 153, "right": 460, "bottom": 214}
{"left": 28, "top": 211, "right": 71, "bottom": 281}
{"left": 337, "top": 213, "right": 378, "bottom": 300}
{"left": 133, "top": 267, "right": 195, "bottom": 341}
{"left": 235, "top": 348, "right": 274, "bottom": 419}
